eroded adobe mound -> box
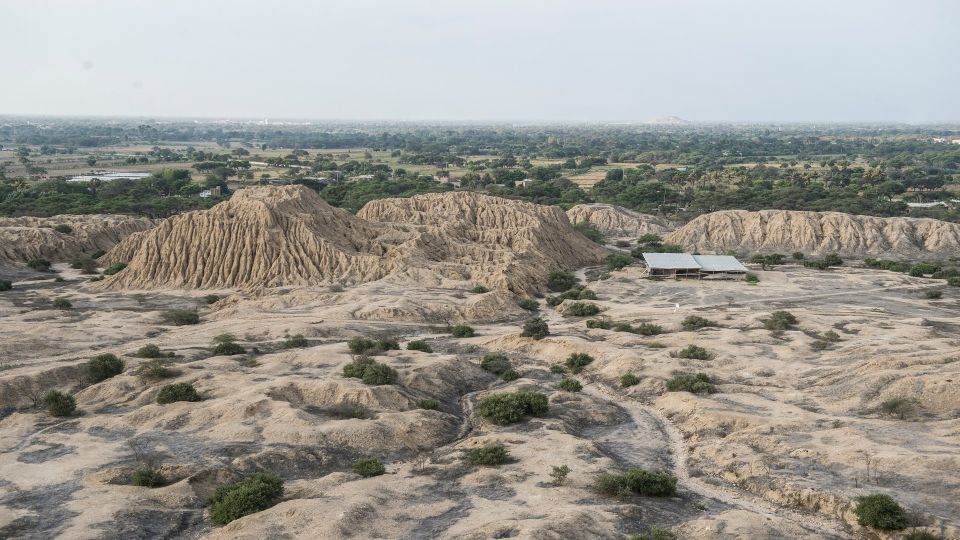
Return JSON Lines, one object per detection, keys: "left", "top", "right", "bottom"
{"left": 566, "top": 203, "right": 676, "bottom": 237}
{"left": 0, "top": 215, "right": 155, "bottom": 269}
{"left": 666, "top": 209, "right": 960, "bottom": 258}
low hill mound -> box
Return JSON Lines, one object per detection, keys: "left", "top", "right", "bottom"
{"left": 100, "top": 187, "right": 607, "bottom": 293}
{"left": 666, "top": 209, "right": 960, "bottom": 258}
{"left": 0, "top": 215, "right": 155, "bottom": 269}
{"left": 566, "top": 203, "right": 676, "bottom": 237}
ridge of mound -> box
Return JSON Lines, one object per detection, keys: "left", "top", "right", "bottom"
{"left": 100, "top": 187, "right": 607, "bottom": 293}
{"left": 666, "top": 209, "right": 960, "bottom": 258}
{"left": 0, "top": 214, "right": 155, "bottom": 269}
{"left": 566, "top": 203, "right": 676, "bottom": 237}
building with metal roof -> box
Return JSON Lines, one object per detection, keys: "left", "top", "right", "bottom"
{"left": 641, "top": 253, "right": 747, "bottom": 280}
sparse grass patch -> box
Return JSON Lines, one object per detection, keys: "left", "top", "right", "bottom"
{"left": 565, "top": 352, "right": 594, "bottom": 374}
{"left": 466, "top": 444, "right": 510, "bottom": 466}
{"left": 203, "top": 294, "right": 221, "bottom": 304}
{"left": 475, "top": 392, "right": 548, "bottom": 425}
{"left": 352, "top": 457, "right": 386, "bottom": 477}
{"left": 549, "top": 364, "right": 566, "bottom": 374}
{"left": 207, "top": 472, "right": 284, "bottom": 525}
{"left": 630, "top": 529, "right": 677, "bottom": 540}
{"left": 156, "top": 382, "right": 201, "bottom": 404}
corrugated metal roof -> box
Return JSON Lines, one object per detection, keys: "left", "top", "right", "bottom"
{"left": 642, "top": 253, "right": 701, "bottom": 269}
{"left": 693, "top": 255, "right": 748, "bottom": 272}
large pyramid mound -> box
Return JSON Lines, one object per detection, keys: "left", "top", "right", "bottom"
{"left": 0, "top": 215, "right": 155, "bottom": 269}
{"left": 100, "top": 187, "right": 607, "bottom": 293}
{"left": 566, "top": 203, "right": 676, "bottom": 237}
{"left": 666, "top": 209, "right": 960, "bottom": 258}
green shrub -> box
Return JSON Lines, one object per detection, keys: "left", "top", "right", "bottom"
{"left": 466, "top": 444, "right": 510, "bottom": 466}
{"left": 418, "top": 398, "right": 440, "bottom": 410}
{"left": 480, "top": 353, "right": 511, "bottom": 375}
{"left": 922, "top": 289, "right": 943, "bottom": 299}
{"left": 549, "top": 464, "right": 570, "bottom": 486}
{"left": 909, "top": 263, "right": 941, "bottom": 277}
{"left": 521, "top": 317, "right": 550, "bottom": 339}
{"left": 853, "top": 494, "right": 908, "bottom": 530}
{"left": 27, "top": 258, "right": 51, "bottom": 271}
{"left": 764, "top": 310, "right": 798, "bottom": 330}
{"left": 574, "top": 222, "right": 605, "bottom": 244}
{"left": 566, "top": 302, "right": 600, "bottom": 316}
{"left": 43, "top": 390, "right": 76, "bottom": 417}
{"left": 207, "top": 472, "right": 284, "bottom": 525}
{"left": 666, "top": 373, "right": 716, "bottom": 394}
{"left": 282, "top": 334, "right": 308, "bottom": 348}
{"left": 70, "top": 257, "right": 98, "bottom": 274}
{"left": 102, "top": 262, "right": 127, "bottom": 276}
{"left": 131, "top": 469, "right": 167, "bottom": 488}
{"left": 635, "top": 322, "right": 665, "bottom": 335}
{"left": 901, "top": 532, "right": 940, "bottom": 540}
{"left": 586, "top": 319, "right": 611, "bottom": 329}
{"left": 451, "top": 324, "right": 475, "bottom": 338}
{"left": 161, "top": 309, "right": 200, "bottom": 325}
{"left": 745, "top": 273, "right": 759, "bottom": 283}
{"left": 0, "top": 279, "right": 11, "bottom": 291}
{"left": 54, "top": 224, "right": 73, "bottom": 234}
{"left": 576, "top": 288, "right": 597, "bottom": 300}
{"left": 91, "top": 249, "right": 106, "bottom": 259}
{"left": 615, "top": 240, "right": 631, "bottom": 248}
{"left": 352, "top": 457, "right": 386, "bottom": 477}
{"left": 157, "top": 382, "right": 201, "bottom": 404}
{"left": 85, "top": 353, "right": 124, "bottom": 383}
{"left": 948, "top": 277, "right": 960, "bottom": 287}
{"left": 606, "top": 253, "right": 634, "bottom": 271}
{"left": 879, "top": 397, "right": 920, "bottom": 419}
{"left": 630, "top": 528, "right": 677, "bottom": 540}
{"left": 792, "top": 252, "right": 805, "bottom": 261}
{"left": 557, "top": 378, "right": 582, "bottom": 392}
{"left": 475, "top": 392, "right": 549, "bottom": 425}
{"left": 203, "top": 294, "right": 221, "bottom": 304}
{"left": 501, "top": 369, "right": 520, "bottom": 382}
{"left": 638, "top": 233, "right": 662, "bottom": 244}
{"left": 681, "top": 316, "right": 715, "bottom": 331}
{"left": 621, "top": 373, "right": 640, "bottom": 387}
{"left": 547, "top": 271, "right": 578, "bottom": 292}
{"left": 52, "top": 298, "right": 72, "bottom": 309}
{"left": 594, "top": 469, "right": 677, "bottom": 498}
{"left": 471, "top": 285, "right": 490, "bottom": 294}
{"left": 932, "top": 268, "right": 960, "bottom": 279}
{"left": 675, "top": 345, "right": 710, "bottom": 360}
{"left": 211, "top": 342, "right": 246, "bottom": 356}
{"left": 406, "top": 340, "right": 433, "bottom": 353}
{"left": 348, "top": 337, "right": 376, "bottom": 354}
{"left": 549, "top": 364, "right": 566, "bottom": 374}
{"left": 517, "top": 298, "right": 539, "bottom": 311}
{"left": 565, "top": 353, "right": 594, "bottom": 374}
{"left": 135, "top": 358, "right": 178, "bottom": 380}
{"left": 134, "top": 344, "right": 165, "bottom": 358}
{"left": 658, "top": 244, "right": 683, "bottom": 253}
{"left": 342, "top": 356, "right": 397, "bottom": 385}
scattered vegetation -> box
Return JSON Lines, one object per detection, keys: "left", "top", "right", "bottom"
{"left": 803, "top": 253, "right": 844, "bottom": 270}
{"left": 613, "top": 322, "right": 664, "bottom": 335}
{"left": 546, "top": 270, "right": 578, "bottom": 292}
{"left": 475, "top": 391, "right": 549, "bottom": 425}
{"left": 764, "top": 310, "right": 798, "bottom": 331}
{"left": 70, "top": 256, "right": 98, "bottom": 274}
{"left": 879, "top": 397, "right": 920, "bottom": 420}
{"left": 352, "top": 457, "right": 386, "bottom": 477}
{"left": 156, "top": 382, "right": 201, "bottom": 404}
{"left": 521, "top": 317, "right": 550, "bottom": 339}
{"left": 565, "top": 352, "right": 594, "bottom": 374}
{"left": 629, "top": 529, "right": 677, "bottom": 540}
{"left": 517, "top": 298, "right": 539, "bottom": 311}
{"left": 471, "top": 285, "right": 490, "bottom": 294}
{"left": 207, "top": 472, "right": 284, "bottom": 526}
{"left": 406, "top": 340, "right": 433, "bottom": 353}
{"left": 282, "top": 334, "right": 308, "bottom": 348}
{"left": 52, "top": 298, "right": 72, "bottom": 309}
{"left": 210, "top": 338, "right": 246, "bottom": 356}
{"left": 466, "top": 444, "right": 511, "bottom": 466}
{"left": 594, "top": 469, "right": 678, "bottom": 498}
{"left": 573, "top": 222, "right": 605, "bottom": 244}
{"left": 347, "top": 336, "right": 400, "bottom": 355}
{"left": 342, "top": 356, "right": 397, "bottom": 386}
{"left": 161, "top": 309, "right": 200, "bottom": 325}
{"left": 85, "top": 353, "right": 124, "bottom": 383}
{"left": 43, "top": 390, "right": 76, "bottom": 417}
{"left": 53, "top": 223, "right": 73, "bottom": 234}
{"left": 134, "top": 344, "right": 174, "bottom": 359}
{"left": 451, "top": 324, "right": 476, "bottom": 338}
{"left": 586, "top": 318, "right": 611, "bottom": 329}
{"left": 681, "top": 315, "right": 716, "bottom": 331}
{"left": 853, "top": 494, "right": 909, "bottom": 530}
{"left": 922, "top": 289, "right": 943, "bottom": 299}
{"left": 27, "top": 258, "right": 51, "bottom": 271}
{"left": 621, "top": 373, "right": 640, "bottom": 387}
{"left": 549, "top": 364, "right": 566, "bottom": 374}
{"left": 134, "top": 358, "right": 178, "bottom": 380}
{"left": 546, "top": 284, "right": 597, "bottom": 306}
{"left": 665, "top": 373, "right": 716, "bottom": 394}
{"left": 606, "top": 252, "right": 634, "bottom": 270}
{"left": 566, "top": 301, "right": 600, "bottom": 316}
{"left": 480, "top": 353, "right": 512, "bottom": 375}
{"left": 418, "top": 398, "right": 440, "bottom": 410}
{"left": 557, "top": 378, "right": 583, "bottom": 392}
{"left": 102, "top": 262, "right": 127, "bottom": 276}
{"left": 675, "top": 345, "right": 711, "bottom": 360}
{"left": 131, "top": 469, "right": 167, "bottom": 488}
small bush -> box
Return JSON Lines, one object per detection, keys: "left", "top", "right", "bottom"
{"left": 52, "top": 298, "right": 72, "bottom": 309}
{"left": 948, "top": 276, "right": 960, "bottom": 287}
{"left": 102, "top": 262, "right": 127, "bottom": 276}
{"left": 475, "top": 392, "right": 549, "bottom": 425}
{"left": 879, "top": 397, "right": 920, "bottom": 419}
{"left": 282, "top": 334, "right": 308, "bottom": 348}
{"left": 635, "top": 322, "right": 665, "bottom": 335}
{"left": 352, "top": 457, "right": 386, "bottom": 478}
{"left": 565, "top": 352, "right": 594, "bottom": 374}
{"left": 745, "top": 273, "right": 759, "bottom": 283}
{"left": 161, "top": 309, "right": 200, "bottom": 325}
{"left": 70, "top": 257, "right": 98, "bottom": 274}
{"left": 549, "top": 364, "right": 566, "bottom": 374}
{"left": 135, "top": 344, "right": 165, "bottom": 358}
{"left": 547, "top": 270, "right": 578, "bottom": 292}
{"left": 85, "top": 353, "right": 124, "bottom": 383}
{"left": 566, "top": 302, "right": 600, "bottom": 317}
{"left": 637, "top": 233, "right": 662, "bottom": 244}
{"left": 922, "top": 289, "right": 943, "bottom": 299}
{"left": 521, "top": 317, "right": 550, "bottom": 339}
{"left": 471, "top": 285, "right": 490, "bottom": 294}
{"left": 481, "top": 353, "right": 511, "bottom": 375}
{"left": 207, "top": 472, "right": 284, "bottom": 525}
{"left": 606, "top": 253, "right": 634, "bottom": 271}
{"left": 131, "top": 469, "right": 167, "bottom": 488}
{"left": 901, "top": 532, "right": 940, "bottom": 540}
{"left": 0, "top": 279, "right": 11, "bottom": 291}
{"left": 517, "top": 298, "right": 539, "bottom": 311}
{"left": 557, "top": 378, "right": 582, "bottom": 392}
{"left": 211, "top": 342, "right": 246, "bottom": 356}
{"left": 764, "top": 310, "right": 798, "bottom": 331}
{"left": 43, "top": 390, "right": 76, "bottom": 417}
{"left": 342, "top": 356, "right": 397, "bottom": 386}
{"left": 203, "top": 294, "right": 221, "bottom": 304}
{"left": 156, "top": 382, "right": 201, "bottom": 404}
{"left": 675, "top": 345, "right": 710, "bottom": 360}
{"left": 27, "top": 258, "right": 51, "bottom": 271}
{"left": 451, "top": 324, "right": 475, "bottom": 338}
{"left": 586, "top": 318, "right": 611, "bottom": 329}
{"left": 594, "top": 469, "right": 677, "bottom": 498}
{"left": 550, "top": 464, "right": 570, "bottom": 486}
{"left": 418, "top": 398, "right": 440, "bottom": 410}
{"left": 681, "top": 316, "right": 716, "bottom": 331}
{"left": 792, "top": 252, "right": 805, "bottom": 261}
{"left": 666, "top": 373, "right": 716, "bottom": 394}
{"left": 909, "top": 263, "right": 941, "bottom": 277}
{"left": 501, "top": 369, "right": 520, "bottom": 382}
{"left": 466, "top": 444, "right": 511, "bottom": 466}
{"left": 406, "top": 340, "right": 433, "bottom": 353}
{"left": 630, "top": 528, "right": 677, "bottom": 540}
{"left": 621, "top": 373, "right": 640, "bottom": 387}
{"left": 574, "top": 222, "right": 605, "bottom": 244}
{"left": 853, "top": 494, "right": 908, "bottom": 530}
{"left": 54, "top": 224, "right": 73, "bottom": 234}
{"left": 135, "top": 359, "right": 178, "bottom": 380}
{"left": 615, "top": 240, "right": 631, "bottom": 248}
{"left": 348, "top": 337, "right": 376, "bottom": 354}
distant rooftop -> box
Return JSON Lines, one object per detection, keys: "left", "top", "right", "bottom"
{"left": 642, "top": 253, "right": 747, "bottom": 272}
{"left": 67, "top": 172, "right": 151, "bottom": 183}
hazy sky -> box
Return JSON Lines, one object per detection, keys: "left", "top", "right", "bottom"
{"left": 2, "top": 0, "right": 958, "bottom": 122}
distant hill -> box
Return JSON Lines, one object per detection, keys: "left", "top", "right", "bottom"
{"left": 644, "top": 115, "right": 691, "bottom": 125}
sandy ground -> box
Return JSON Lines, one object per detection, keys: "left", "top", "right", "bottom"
{"left": 1, "top": 264, "right": 958, "bottom": 539}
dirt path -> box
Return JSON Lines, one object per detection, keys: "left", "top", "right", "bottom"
{"left": 583, "top": 382, "right": 852, "bottom": 539}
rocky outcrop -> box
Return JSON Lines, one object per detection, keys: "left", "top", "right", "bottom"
{"left": 0, "top": 215, "right": 155, "bottom": 269}
{"left": 666, "top": 209, "right": 960, "bottom": 258}
{"left": 100, "top": 187, "right": 607, "bottom": 293}
{"left": 566, "top": 203, "right": 676, "bottom": 237}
